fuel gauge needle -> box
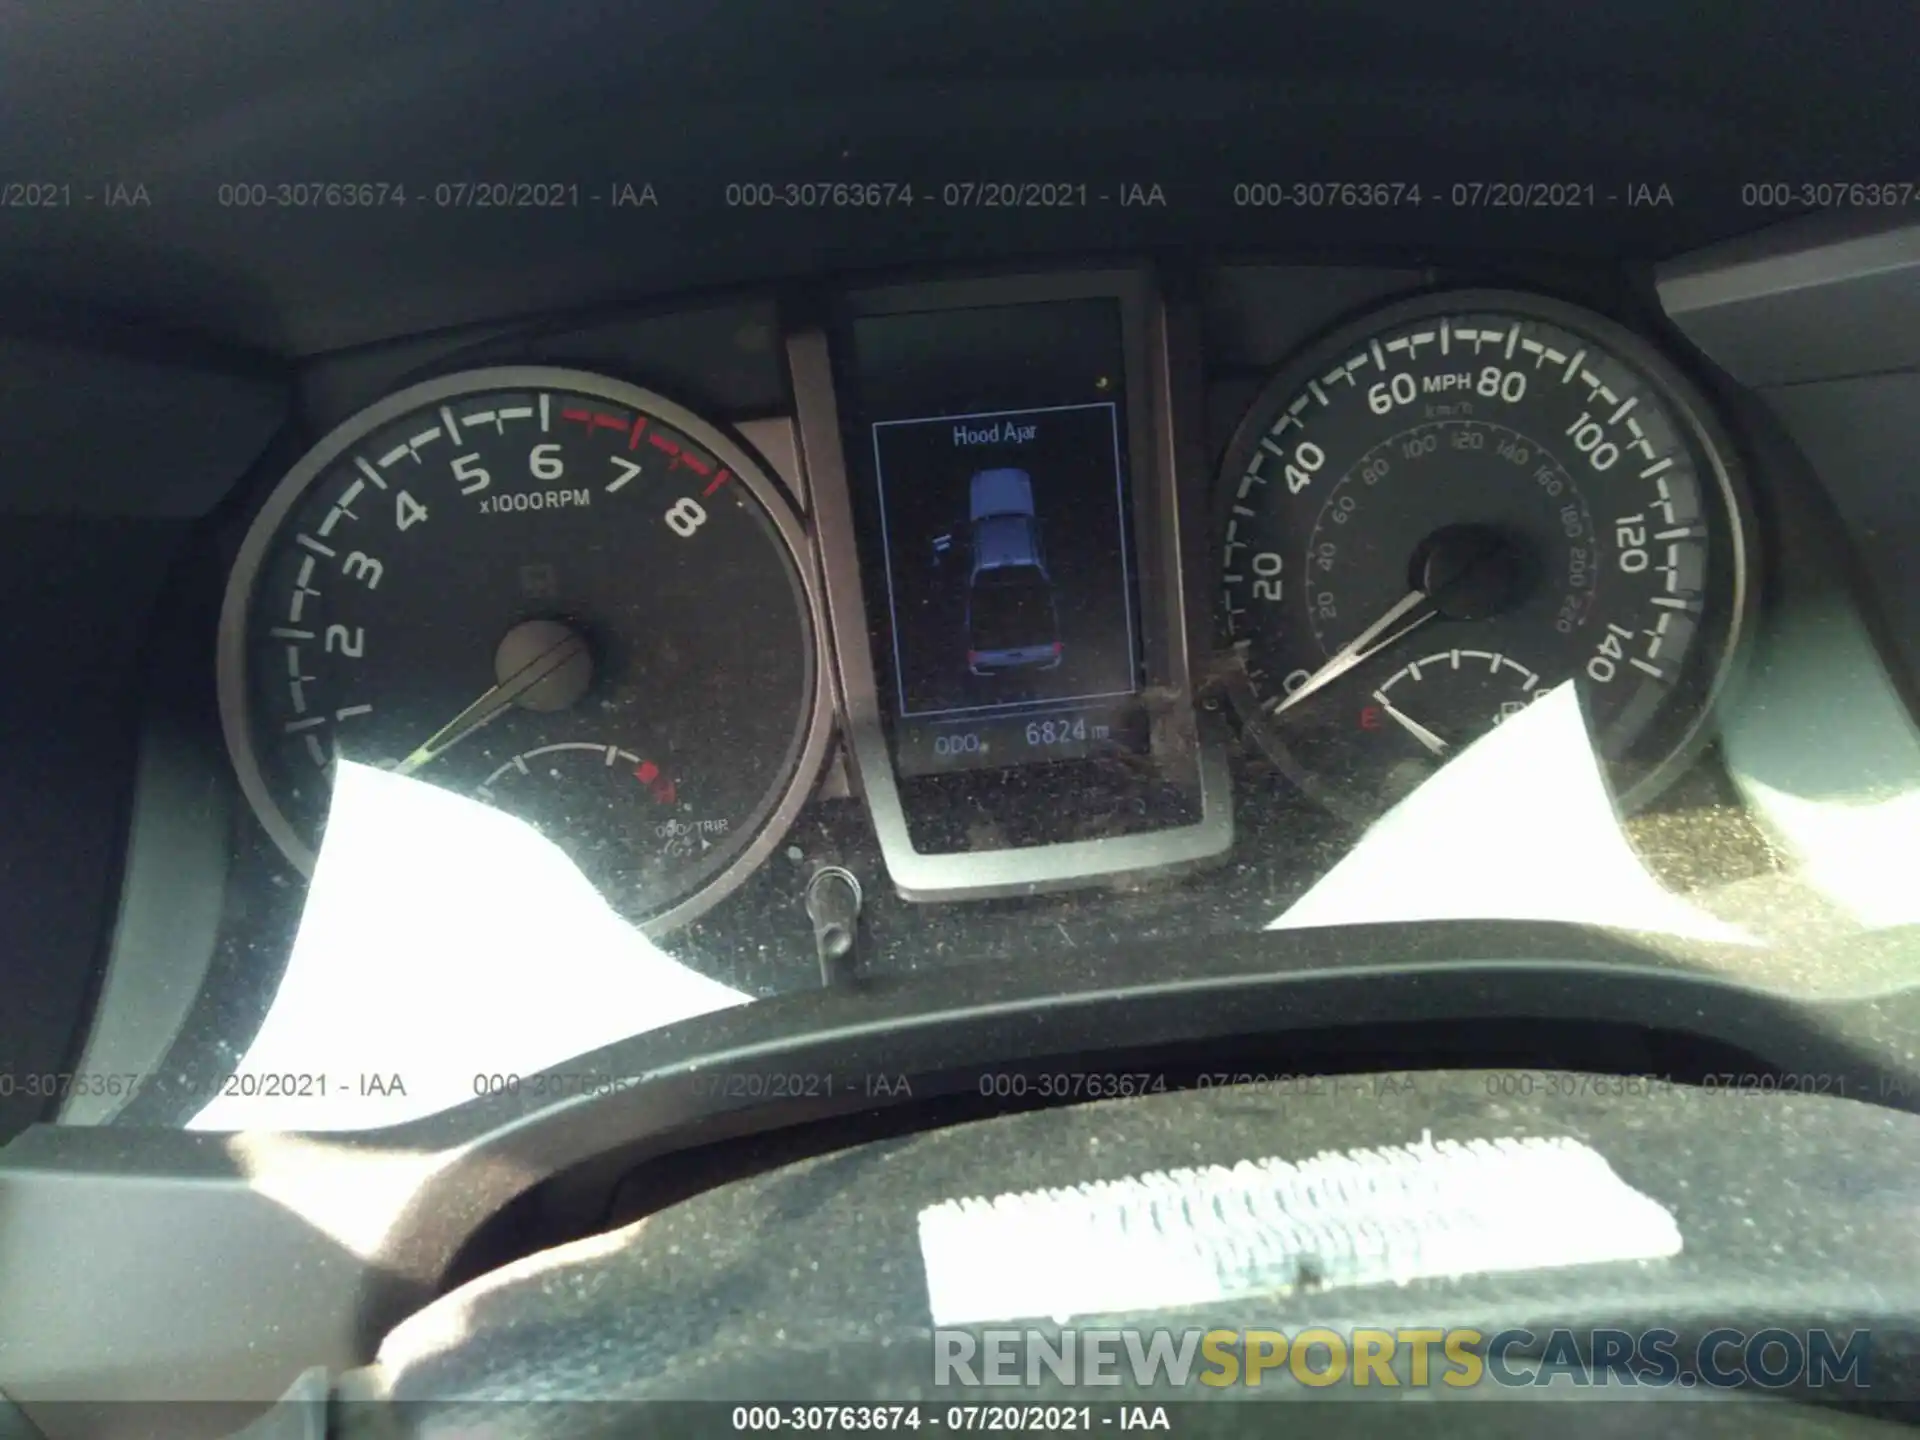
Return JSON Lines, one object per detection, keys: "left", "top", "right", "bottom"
{"left": 1371, "top": 691, "right": 1450, "bottom": 756}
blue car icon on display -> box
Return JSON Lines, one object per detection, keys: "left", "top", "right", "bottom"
{"left": 960, "top": 468, "right": 1062, "bottom": 675}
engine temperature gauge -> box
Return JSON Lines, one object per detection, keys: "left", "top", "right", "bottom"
{"left": 475, "top": 743, "right": 732, "bottom": 897}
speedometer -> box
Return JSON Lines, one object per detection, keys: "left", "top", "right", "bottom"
{"left": 219, "top": 367, "right": 830, "bottom": 932}
{"left": 1217, "top": 291, "right": 1753, "bottom": 819}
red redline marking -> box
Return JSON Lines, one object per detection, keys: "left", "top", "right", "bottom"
{"left": 634, "top": 760, "right": 659, "bottom": 784}
{"left": 679, "top": 452, "right": 712, "bottom": 476}
{"left": 702, "top": 468, "right": 731, "bottom": 497}
{"left": 560, "top": 408, "right": 594, "bottom": 431}
{"left": 593, "top": 413, "right": 626, "bottom": 431}
{"left": 647, "top": 432, "right": 680, "bottom": 456}
{"left": 627, "top": 415, "right": 648, "bottom": 449}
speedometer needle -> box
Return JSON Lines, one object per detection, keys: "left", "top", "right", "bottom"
{"left": 394, "top": 625, "right": 590, "bottom": 776}
{"left": 1268, "top": 589, "right": 1435, "bottom": 716}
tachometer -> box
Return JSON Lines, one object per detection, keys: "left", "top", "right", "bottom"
{"left": 219, "top": 367, "right": 830, "bottom": 931}
{"left": 1217, "top": 291, "right": 1753, "bottom": 819}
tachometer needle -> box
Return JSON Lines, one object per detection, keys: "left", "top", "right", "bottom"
{"left": 1269, "top": 589, "right": 1436, "bottom": 716}
{"left": 394, "top": 628, "right": 590, "bottom": 776}
{"left": 1371, "top": 691, "right": 1450, "bottom": 756}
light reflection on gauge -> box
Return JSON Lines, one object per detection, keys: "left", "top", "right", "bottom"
{"left": 1216, "top": 290, "right": 1755, "bottom": 820}
{"left": 218, "top": 366, "right": 831, "bottom": 932}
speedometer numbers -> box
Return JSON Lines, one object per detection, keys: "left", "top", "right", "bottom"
{"left": 219, "top": 368, "right": 829, "bottom": 932}
{"left": 1217, "top": 292, "right": 1752, "bottom": 819}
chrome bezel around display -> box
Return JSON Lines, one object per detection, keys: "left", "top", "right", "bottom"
{"left": 789, "top": 269, "right": 1232, "bottom": 902}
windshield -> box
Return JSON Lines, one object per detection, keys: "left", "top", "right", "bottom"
{"left": 16, "top": 12, "right": 1920, "bottom": 1435}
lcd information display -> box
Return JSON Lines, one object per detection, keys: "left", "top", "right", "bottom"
{"left": 848, "top": 299, "right": 1148, "bottom": 776}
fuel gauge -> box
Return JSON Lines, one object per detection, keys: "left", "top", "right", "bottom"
{"left": 1368, "top": 647, "right": 1545, "bottom": 757}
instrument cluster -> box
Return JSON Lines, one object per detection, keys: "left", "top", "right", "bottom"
{"left": 211, "top": 263, "right": 1760, "bottom": 958}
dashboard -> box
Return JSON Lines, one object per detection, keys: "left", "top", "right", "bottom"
{"left": 17, "top": 239, "right": 1915, "bottom": 1138}
{"left": 0, "top": 1, "right": 1918, "bottom": 1146}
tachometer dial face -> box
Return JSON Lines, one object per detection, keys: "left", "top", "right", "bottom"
{"left": 1217, "top": 292, "right": 1753, "bottom": 820}
{"left": 219, "top": 367, "right": 829, "bottom": 932}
